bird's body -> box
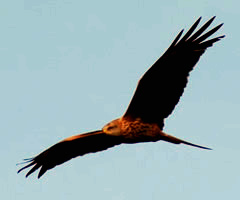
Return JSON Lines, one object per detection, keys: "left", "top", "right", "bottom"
{"left": 18, "top": 17, "right": 224, "bottom": 178}
{"left": 103, "top": 117, "right": 211, "bottom": 147}
{"left": 104, "top": 117, "right": 161, "bottom": 142}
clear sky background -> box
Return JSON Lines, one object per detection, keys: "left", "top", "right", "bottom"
{"left": 1, "top": 0, "right": 239, "bottom": 199}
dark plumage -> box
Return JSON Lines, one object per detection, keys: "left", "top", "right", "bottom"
{"left": 18, "top": 131, "right": 123, "bottom": 178}
{"left": 18, "top": 17, "right": 224, "bottom": 178}
{"left": 124, "top": 17, "right": 224, "bottom": 129}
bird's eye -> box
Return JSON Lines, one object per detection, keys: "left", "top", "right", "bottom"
{"left": 107, "top": 126, "right": 114, "bottom": 131}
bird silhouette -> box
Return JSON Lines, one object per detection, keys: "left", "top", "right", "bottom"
{"left": 18, "top": 17, "right": 224, "bottom": 179}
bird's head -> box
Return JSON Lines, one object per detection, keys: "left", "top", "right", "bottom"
{"left": 102, "top": 118, "right": 121, "bottom": 136}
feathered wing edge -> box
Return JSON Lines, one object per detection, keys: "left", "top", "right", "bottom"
{"left": 167, "top": 16, "right": 225, "bottom": 53}
{"left": 18, "top": 130, "right": 123, "bottom": 178}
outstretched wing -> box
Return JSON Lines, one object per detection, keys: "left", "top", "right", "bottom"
{"left": 124, "top": 17, "right": 224, "bottom": 129}
{"left": 18, "top": 130, "right": 122, "bottom": 178}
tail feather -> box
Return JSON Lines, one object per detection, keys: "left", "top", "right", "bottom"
{"left": 161, "top": 132, "right": 212, "bottom": 150}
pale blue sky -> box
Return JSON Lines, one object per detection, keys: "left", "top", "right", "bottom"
{"left": 1, "top": 0, "right": 240, "bottom": 199}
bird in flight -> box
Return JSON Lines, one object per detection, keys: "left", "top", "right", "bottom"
{"left": 18, "top": 17, "right": 224, "bottom": 179}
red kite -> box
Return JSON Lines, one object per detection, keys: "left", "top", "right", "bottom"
{"left": 18, "top": 17, "right": 224, "bottom": 178}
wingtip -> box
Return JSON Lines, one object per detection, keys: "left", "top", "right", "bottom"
{"left": 38, "top": 174, "right": 44, "bottom": 179}
{"left": 200, "top": 16, "right": 215, "bottom": 24}
{"left": 219, "top": 22, "right": 224, "bottom": 27}
{"left": 205, "top": 16, "right": 216, "bottom": 26}
{"left": 38, "top": 167, "right": 47, "bottom": 179}
{"left": 211, "top": 16, "right": 216, "bottom": 20}
{"left": 197, "top": 16, "right": 202, "bottom": 22}
{"left": 214, "top": 23, "right": 224, "bottom": 32}
{"left": 26, "top": 171, "right": 32, "bottom": 178}
{"left": 193, "top": 17, "right": 202, "bottom": 25}
{"left": 218, "top": 35, "right": 225, "bottom": 39}
{"left": 208, "top": 16, "right": 217, "bottom": 26}
{"left": 208, "top": 16, "right": 216, "bottom": 22}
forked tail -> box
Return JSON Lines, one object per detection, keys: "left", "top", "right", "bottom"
{"left": 161, "top": 132, "right": 212, "bottom": 150}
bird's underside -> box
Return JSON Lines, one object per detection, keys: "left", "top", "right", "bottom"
{"left": 18, "top": 16, "right": 224, "bottom": 179}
